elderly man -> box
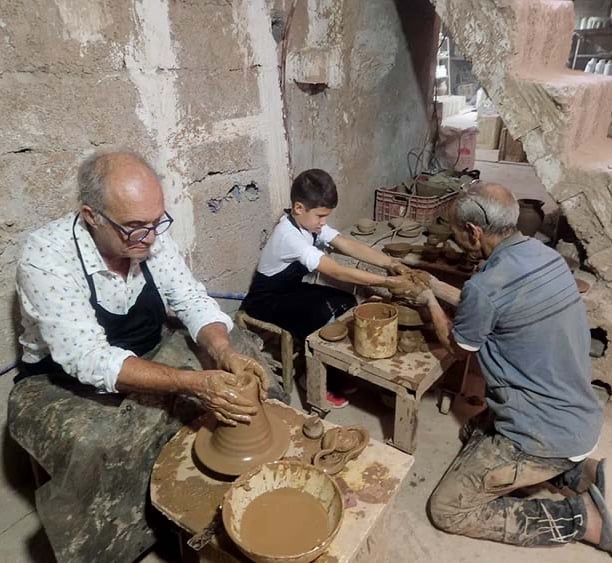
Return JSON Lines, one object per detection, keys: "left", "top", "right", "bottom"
{"left": 417, "top": 183, "right": 607, "bottom": 553}
{"left": 8, "top": 150, "right": 282, "bottom": 562}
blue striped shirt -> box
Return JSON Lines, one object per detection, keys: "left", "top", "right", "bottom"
{"left": 453, "top": 233, "right": 602, "bottom": 458}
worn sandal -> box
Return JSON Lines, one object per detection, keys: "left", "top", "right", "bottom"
{"left": 588, "top": 484, "right": 612, "bottom": 553}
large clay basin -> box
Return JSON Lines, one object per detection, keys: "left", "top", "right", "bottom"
{"left": 193, "top": 373, "right": 290, "bottom": 476}
{"left": 222, "top": 460, "right": 344, "bottom": 563}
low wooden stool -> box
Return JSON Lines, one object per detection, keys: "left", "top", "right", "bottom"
{"left": 235, "top": 311, "right": 296, "bottom": 394}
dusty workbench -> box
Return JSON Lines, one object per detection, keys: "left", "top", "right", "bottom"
{"left": 150, "top": 401, "right": 414, "bottom": 562}
{"left": 305, "top": 307, "right": 454, "bottom": 454}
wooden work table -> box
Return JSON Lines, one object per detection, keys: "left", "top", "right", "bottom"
{"left": 150, "top": 401, "right": 414, "bottom": 562}
{"left": 306, "top": 308, "right": 454, "bottom": 454}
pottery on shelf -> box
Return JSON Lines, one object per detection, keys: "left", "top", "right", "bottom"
{"left": 193, "top": 372, "right": 290, "bottom": 476}
{"left": 517, "top": 199, "right": 545, "bottom": 236}
{"left": 383, "top": 242, "right": 414, "bottom": 258}
{"left": 355, "top": 218, "right": 376, "bottom": 234}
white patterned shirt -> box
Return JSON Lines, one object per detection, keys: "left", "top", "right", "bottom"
{"left": 17, "top": 213, "right": 233, "bottom": 392}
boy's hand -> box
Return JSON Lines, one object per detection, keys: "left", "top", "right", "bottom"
{"left": 386, "top": 261, "right": 412, "bottom": 276}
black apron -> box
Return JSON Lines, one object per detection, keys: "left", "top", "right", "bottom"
{"left": 241, "top": 212, "right": 355, "bottom": 340}
{"left": 20, "top": 214, "right": 167, "bottom": 378}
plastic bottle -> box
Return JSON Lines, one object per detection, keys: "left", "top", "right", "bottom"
{"left": 585, "top": 58, "right": 597, "bottom": 73}
{"left": 604, "top": 60, "right": 612, "bottom": 76}
{"left": 595, "top": 59, "right": 607, "bottom": 74}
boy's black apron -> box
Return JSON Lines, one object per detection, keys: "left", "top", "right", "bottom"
{"left": 241, "top": 212, "right": 356, "bottom": 340}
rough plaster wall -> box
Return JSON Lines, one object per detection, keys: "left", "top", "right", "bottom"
{"left": 280, "top": 0, "right": 430, "bottom": 229}
{"left": 0, "top": 0, "right": 290, "bottom": 367}
{"left": 433, "top": 0, "right": 612, "bottom": 385}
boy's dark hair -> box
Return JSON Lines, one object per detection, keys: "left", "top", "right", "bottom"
{"left": 290, "top": 169, "right": 338, "bottom": 209}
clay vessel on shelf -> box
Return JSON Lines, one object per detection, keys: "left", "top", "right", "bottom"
{"left": 517, "top": 199, "right": 544, "bottom": 236}
{"left": 193, "top": 372, "right": 290, "bottom": 476}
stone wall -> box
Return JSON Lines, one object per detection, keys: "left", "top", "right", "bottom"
{"left": 434, "top": 0, "right": 612, "bottom": 385}
{"left": 0, "top": 0, "right": 433, "bottom": 369}
{"left": 278, "top": 0, "right": 433, "bottom": 229}
{"left": 0, "top": 0, "right": 292, "bottom": 369}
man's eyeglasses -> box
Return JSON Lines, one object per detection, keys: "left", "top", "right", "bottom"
{"left": 97, "top": 210, "right": 174, "bottom": 242}
{"left": 465, "top": 196, "right": 490, "bottom": 226}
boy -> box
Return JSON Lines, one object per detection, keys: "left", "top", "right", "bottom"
{"left": 241, "top": 169, "right": 412, "bottom": 406}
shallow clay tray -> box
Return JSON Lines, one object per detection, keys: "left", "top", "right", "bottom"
{"left": 319, "top": 322, "right": 348, "bottom": 342}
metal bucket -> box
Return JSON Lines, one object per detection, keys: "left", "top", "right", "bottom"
{"left": 353, "top": 303, "right": 398, "bottom": 359}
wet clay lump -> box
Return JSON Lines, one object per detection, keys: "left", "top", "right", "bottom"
{"left": 193, "top": 372, "right": 290, "bottom": 476}
{"left": 239, "top": 487, "right": 329, "bottom": 557}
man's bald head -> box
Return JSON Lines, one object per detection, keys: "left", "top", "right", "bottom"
{"left": 452, "top": 182, "right": 519, "bottom": 235}
{"left": 78, "top": 151, "right": 160, "bottom": 212}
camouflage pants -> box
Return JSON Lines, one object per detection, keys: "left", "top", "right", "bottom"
{"left": 428, "top": 426, "right": 590, "bottom": 546}
{"left": 7, "top": 328, "right": 287, "bottom": 563}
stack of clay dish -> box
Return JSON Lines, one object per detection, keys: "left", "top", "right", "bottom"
{"left": 353, "top": 302, "right": 398, "bottom": 359}
{"left": 193, "top": 372, "right": 290, "bottom": 476}
{"left": 319, "top": 321, "right": 348, "bottom": 342}
{"left": 382, "top": 242, "right": 414, "bottom": 258}
{"left": 354, "top": 217, "right": 376, "bottom": 235}
{"left": 222, "top": 460, "right": 344, "bottom": 563}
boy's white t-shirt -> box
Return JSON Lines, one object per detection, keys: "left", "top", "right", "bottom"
{"left": 257, "top": 215, "right": 340, "bottom": 276}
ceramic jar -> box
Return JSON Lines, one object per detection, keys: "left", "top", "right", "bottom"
{"left": 517, "top": 199, "right": 545, "bottom": 237}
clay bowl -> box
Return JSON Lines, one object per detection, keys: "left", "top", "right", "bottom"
{"left": 395, "top": 304, "right": 424, "bottom": 327}
{"left": 383, "top": 242, "right": 413, "bottom": 258}
{"left": 355, "top": 218, "right": 376, "bottom": 234}
{"left": 222, "top": 460, "right": 344, "bottom": 563}
{"left": 319, "top": 321, "right": 348, "bottom": 342}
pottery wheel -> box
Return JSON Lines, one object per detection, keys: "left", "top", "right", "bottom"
{"left": 193, "top": 407, "right": 291, "bottom": 477}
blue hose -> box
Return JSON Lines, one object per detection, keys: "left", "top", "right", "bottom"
{"left": 0, "top": 361, "right": 17, "bottom": 376}
{"left": 207, "top": 291, "right": 246, "bottom": 301}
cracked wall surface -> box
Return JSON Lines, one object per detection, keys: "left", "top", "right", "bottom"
{"left": 0, "top": 1, "right": 433, "bottom": 369}
{"left": 274, "top": 0, "right": 432, "bottom": 229}
{"left": 0, "top": 0, "right": 291, "bottom": 367}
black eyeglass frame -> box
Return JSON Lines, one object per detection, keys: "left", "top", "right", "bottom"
{"left": 464, "top": 196, "right": 490, "bottom": 227}
{"left": 97, "top": 210, "right": 174, "bottom": 242}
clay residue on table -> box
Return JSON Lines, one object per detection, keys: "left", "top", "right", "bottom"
{"left": 315, "top": 555, "right": 340, "bottom": 563}
{"left": 335, "top": 462, "right": 400, "bottom": 505}
{"left": 151, "top": 419, "right": 230, "bottom": 532}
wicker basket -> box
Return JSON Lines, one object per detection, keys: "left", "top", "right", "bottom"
{"left": 374, "top": 185, "right": 458, "bottom": 225}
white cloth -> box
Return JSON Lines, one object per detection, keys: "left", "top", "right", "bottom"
{"left": 257, "top": 215, "right": 340, "bottom": 276}
{"left": 17, "top": 213, "right": 233, "bottom": 392}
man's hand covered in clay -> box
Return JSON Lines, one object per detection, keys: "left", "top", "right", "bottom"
{"left": 216, "top": 348, "right": 270, "bottom": 401}
{"left": 386, "top": 268, "right": 432, "bottom": 304}
{"left": 191, "top": 370, "right": 258, "bottom": 426}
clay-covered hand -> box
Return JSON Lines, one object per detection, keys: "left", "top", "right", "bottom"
{"left": 191, "top": 370, "right": 257, "bottom": 426}
{"left": 385, "top": 269, "right": 432, "bottom": 303}
{"left": 217, "top": 349, "right": 270, "bottom": 401}
{"left": 386, "top": 261, "right": 412, "bottom": 276}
